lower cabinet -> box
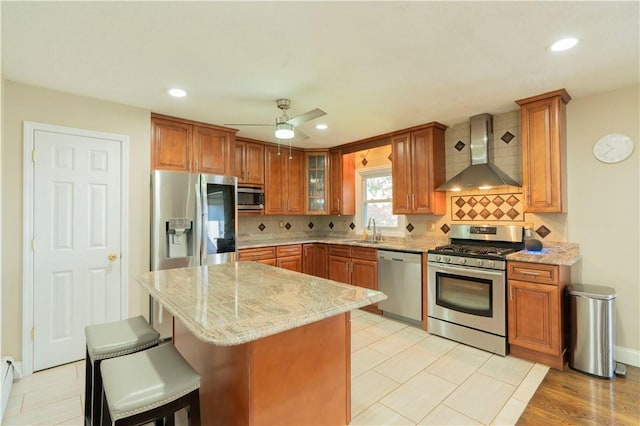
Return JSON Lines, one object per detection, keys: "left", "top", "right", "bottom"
{"left": 238, "top": 245, "right": 302, "bottom": 272}
{"left": 328, "top": 245, "right": 380, "bottom": 314}
{"left": 303, "top": 244, "right": 328, "bottom": 278}
{"left": 507, "top": 261, "right": 570, "bottom": 370}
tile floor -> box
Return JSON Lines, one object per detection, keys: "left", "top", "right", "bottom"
{"left": 3, "top": 310, "right": 548, "bottom": 425}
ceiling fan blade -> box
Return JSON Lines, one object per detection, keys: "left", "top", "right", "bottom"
{"left": 294, "top": 127, "right": 311, "bottom": 141}
{"left": 286, "top": 108, "right": 326, "bottom": 127}
{"left": 223, "top": 123, "right": 272, "bottom": 127}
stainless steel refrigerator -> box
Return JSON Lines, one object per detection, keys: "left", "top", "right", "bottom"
{"left": 150, "top": 170, "right": 237, "bottom": 338}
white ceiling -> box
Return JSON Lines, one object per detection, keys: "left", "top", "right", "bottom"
{"left": 2, "top": 1, "right": 638, "bottom": 148}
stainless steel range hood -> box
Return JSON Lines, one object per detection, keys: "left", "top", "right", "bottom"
{"left": 437, "top": 113, "right": 521, "bottom": 191}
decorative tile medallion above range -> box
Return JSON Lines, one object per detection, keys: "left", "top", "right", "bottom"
{"left": 451, "top": 193, "right": 523, "bottom": 222}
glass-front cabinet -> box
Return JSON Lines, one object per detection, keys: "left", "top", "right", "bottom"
{"left": 305, "top": 151, "right": 329, "bottom": 215}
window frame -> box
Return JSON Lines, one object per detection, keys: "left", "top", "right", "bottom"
{"left": 354, "top": 165, "right": 405, "bottom": 237}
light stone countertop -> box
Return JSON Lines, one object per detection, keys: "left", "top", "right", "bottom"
{"left": 137, "top": 262, "right": 386, "bottom": 346}
{"left": 239, "top": 236, "right": 581, "bottom": 266}
{"left": 506, "top": 241, "right": 581, "bottom": 266}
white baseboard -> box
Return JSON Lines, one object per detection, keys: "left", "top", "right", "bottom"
{"left": 615, "top": 345, "right": 640, "bottom": 367}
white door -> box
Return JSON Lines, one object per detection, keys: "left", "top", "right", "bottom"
{"left": 32, "top": 128, "right": 123, "bottom": 371}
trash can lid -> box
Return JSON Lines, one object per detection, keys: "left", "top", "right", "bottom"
{"left": 567, "top": 283, "right": 616, "bottom": 300}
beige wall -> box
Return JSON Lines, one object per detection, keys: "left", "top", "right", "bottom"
{"left": 566, "top": 84, "right": 640, "bottom": 361}
{"left": 1, "top": 80, "right": 151, "bottom": 359}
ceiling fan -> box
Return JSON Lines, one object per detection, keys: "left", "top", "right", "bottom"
{"left": 226, "top": 98, "right": 326, "bottom": 141}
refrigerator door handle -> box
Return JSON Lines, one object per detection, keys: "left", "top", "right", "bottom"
{"left": 199, "top": 177, "right": 209, "bottom": 266}
{"left": 195, "top": 179, "right": 204, "bottom": 266}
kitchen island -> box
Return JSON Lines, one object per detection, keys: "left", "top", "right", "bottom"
{"left": 137, "top": 262, "right": 386, "bottom": 425}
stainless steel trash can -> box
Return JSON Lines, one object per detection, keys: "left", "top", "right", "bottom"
{"left": 567, "top": 284, "right": 616, "bottom": 379}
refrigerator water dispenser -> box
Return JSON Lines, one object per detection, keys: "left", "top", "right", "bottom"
{"left": 166, "top": 218, "right": 193, "bottom": 258}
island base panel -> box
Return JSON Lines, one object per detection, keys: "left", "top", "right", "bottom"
{"left": 174, "top": 313, "right": 351, "bottom": 425}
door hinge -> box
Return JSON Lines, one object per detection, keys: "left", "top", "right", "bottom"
{"left": 31, "top": 239, "right": 36, "bottom": 251}
{"left": 32, "top": 149, "right": 36, "bottom": 162}
{"left": 31, "top": 327, "right": 36, "bottom": 340}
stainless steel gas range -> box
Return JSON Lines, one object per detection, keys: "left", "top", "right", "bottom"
{"left": 427, "top": 224, "right": 524, "bottom": 356}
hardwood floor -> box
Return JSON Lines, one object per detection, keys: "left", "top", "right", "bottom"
{"left": 518, "top": 364, "right": 640, "bottom": 425}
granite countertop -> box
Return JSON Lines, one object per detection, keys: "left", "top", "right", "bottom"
{"left": 137, "top": 262, "right": 386, "bottom": 346}
{"left": 239, "top": 237, "right": 581, "bottom": 266}
{"left": 506, "top": 241, "right": 581, "bottom": 266}
{"left": 238, "top": 236, "right": 446, "bottom": 253}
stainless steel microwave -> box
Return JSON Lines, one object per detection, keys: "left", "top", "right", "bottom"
{"left": 237, "top": 186, "right": 265, "bottom": 211}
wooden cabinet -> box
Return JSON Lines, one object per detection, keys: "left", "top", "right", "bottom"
{"left": 235, "top": 138, "right": 264, "bottom": 185}
{"left": 276, "top": 245, "right": 303, "bottom": 272}
{"left": 303, "top": 244, "right": 328, "bottom": 278}
{"left": 328, "top": 245, "right": 379, "bottom": 313}
{"left": 516, "top": 89, "right": 571, "bottom": 213}
{"left": 239, "top": 245, "right": 302, "bottom": 272}
{"left": 507, "top": 261, "right": 570, "bottom": 370}
{"left": 329, "top": 149, "right": 355, "bottom": 215}
{"left": 264, "top": 145, "right": 304, "bottom": 215}
{"left": 391, "top": 123, "right": 446, "bottom": 214}
{"left": 305, "top": 151, "right": 329, "bottom": 215}
{"left": 151, "top": 114, "right": 236, "bottom": 174}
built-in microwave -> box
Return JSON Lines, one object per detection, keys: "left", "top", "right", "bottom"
{"left": 237, "top": 186, "right": 265, "bottom": 211}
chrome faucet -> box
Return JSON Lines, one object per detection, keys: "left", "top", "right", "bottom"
{"left": 367, "top": 217, "right": 376, "bottom": 242}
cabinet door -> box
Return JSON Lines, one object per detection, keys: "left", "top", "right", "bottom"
{"left": 329, "top": 150, "right": 355, "bottom": 215}
{"left": 264, "top": 146, "right": 285, "bottom": 214}
{"left": 508, "top": 280, "right": 560, "bottom": 355}
{"left": 328, "top": 256, "right": 351, "bottom": 284}
{"left": 244, "top": 142, "right": 265, "bottom": 185}
{"left": 351, "top": 258, "right": 377, "bottom": 291}
{"left": 235, "top": 142, "right": 245, "bottom": 182}
{"left": 194, "top": 126, "right": 231, "bottom": 175}
{"left": 285, "top": 150, "right": 305, "bottom": 214}
{"left": 305, "top": 152, "right": 329, "bottom": 215}
{"left": 151, "top": 117, "right": 193, "bottom": 172}
{"left": 411, "top": 128, "right": 446, "bottom": 214}
{"left": 518, "top": 89, "right": 570, "bottom": 213}
{"left": 391, "top": 133, "right": 412, "bottom": 214}
{"left": 277, "top": 255, "right": 303, "bottom": 273}
{"left": 303, "top": 244, "right": 328, "bottom": 278}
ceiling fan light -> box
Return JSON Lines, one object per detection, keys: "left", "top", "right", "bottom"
{"left": 275, "top": 122, "right": 295, "bottom": 139}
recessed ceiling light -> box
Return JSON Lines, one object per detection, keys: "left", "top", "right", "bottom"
{"left": 168, "top": 88, "right": 187, "bottom": 97}
{"left": 550, "top": 37, "right": 578, "bottom": 52}
{"left": 315, "top": 124, "right": 328, "bottom": 130}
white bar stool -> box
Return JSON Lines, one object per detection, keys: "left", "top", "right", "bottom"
{"left": 100, "top": 343, "right": 201, "bottom": 426}
{"left": 84, "top": 316, "right": 160, "bottom": 426}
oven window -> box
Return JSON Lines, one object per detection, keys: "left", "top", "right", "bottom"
{"left": 436, "top": 273, "right": 492, "bottom": 317}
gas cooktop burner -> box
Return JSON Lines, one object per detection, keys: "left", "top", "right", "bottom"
{"left": 432, "top": 244, "right": 518, "bottom": 257}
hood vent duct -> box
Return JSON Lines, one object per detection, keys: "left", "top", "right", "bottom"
{"left": 437, "top": 113, "right": 521, "bottom": 191}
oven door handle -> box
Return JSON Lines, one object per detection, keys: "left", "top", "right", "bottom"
{"left": 428, "top": 262, "right": 505, "bottom": 278}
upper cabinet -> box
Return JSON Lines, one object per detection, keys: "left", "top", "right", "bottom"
{"left": 329, "top": 149, "right": 355, "bottom": 215}
{"left": 235, "top": 138, "right": 265, "bottom": 186}
{"left": 264, "top": 145, "right": 305, "bottom": 215}
{"left": 151, "top": 114, "right": 236, "bottom": 175}
{"left": 305, "top": 151, "right": 329, "bottom": 215}
{"left": 516, "top": 89, "right": 571, "bottom": 213}
{"left": 391, "top": 123, "right": 447, "bottom": 215}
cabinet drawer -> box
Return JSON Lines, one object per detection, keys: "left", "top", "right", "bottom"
{"left": 350, "top": 246, "right": 378, "bottom": 261}
{"left": 238, "top": 247, "right": 276, "bottom": 261}
{"left": 276, "top": 244, "right": 302, "bottom": 257}
{"left": 508, "top": 261, "right": 558, "bottom": 285}
{"left": 328, "top": 245, "right": 351, "bottom": 257}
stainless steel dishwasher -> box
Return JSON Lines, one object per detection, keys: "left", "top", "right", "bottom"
{"left": 377, "top": 250, "right": 422, "bottom": 325}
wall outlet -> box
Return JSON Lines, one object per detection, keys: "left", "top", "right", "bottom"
{"left": 279, "top": 221, "right": 284, "bottom": 228}
{"left": 426, "top": 221, "right": 436, "bottom": 231}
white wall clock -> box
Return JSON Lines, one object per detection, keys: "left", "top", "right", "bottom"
{"left": 593, "top": 134, "right": 634, "bottom": 164}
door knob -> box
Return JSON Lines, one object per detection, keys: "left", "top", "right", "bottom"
{"left": 108, "top": 253, "right": 118, "bottom": 261}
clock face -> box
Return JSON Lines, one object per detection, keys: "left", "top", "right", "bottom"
{"left": 593, "top": 134, "right": 634, "bottom": 164}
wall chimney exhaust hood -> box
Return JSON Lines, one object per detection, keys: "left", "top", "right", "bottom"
{"left": 437, "top": 113, "right": 521, "bottom": 191}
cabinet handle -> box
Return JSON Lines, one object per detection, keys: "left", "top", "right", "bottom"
{"left": 337, "top": 198, "right": 341, "bottom": 211}
{"left": 406, "top": 194, "right": 409, "bottom": 208}
{"left": 521, "top": 270, "right": 541, "bottom": 276}
{"left": 509, "top": 285, "right": 513, "bottom": 301}
{"left": 412, "top": 194, "right": 415, "bottom": 209}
